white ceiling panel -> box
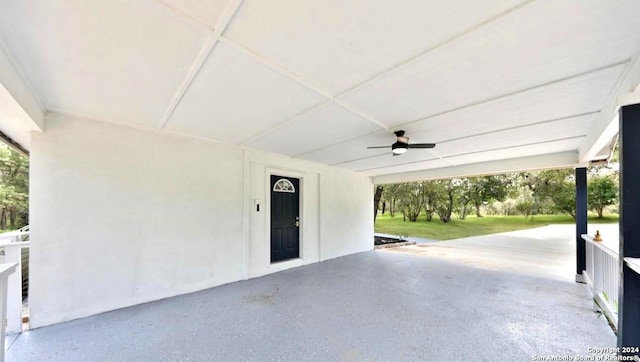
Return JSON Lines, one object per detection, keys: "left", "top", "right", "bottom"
{"left": 0, "top": 94, "right": 31, "bottom": 151}
{"left": 336, "top": 114, "right": 588, "bottom": 173}
{"left": 369, "top": 138, "right": 584, "bottom": 179}
{"left": 444, "top": 138, "right": 584, "bottom": 167}
{"left": 297, "top": 131, "right": 396, "bottom": 165}
{"left": 166, "top": 42, "right": 328, "bottom": 144}
{"left": 363, "top": 158, "right": 453, "bottom": 177}
{"left": 0, "top": 0, "right": 209, "bottom": 128}
{"left": 400, "top": 65, "right": 623, "bottom": 143}
{"left": 160, "top": 0, "right": 230, "bottom": 28}
{"left": 300, "top": 65, "right": 621, "bottom": 172}
{"left": 340, "top": 0, "right": 640, "bottom": 127}
{"left": 337, "top": 150, "right": 439, "bottom": 172}
{"left": 224, "top": 0, "right": 526, "bottom": 94}
{"left": 0, "top": 1, "right": 635, "bottom": 179}
{"left": 432, "top": 114, "right": 592, "bottom": 156}
{"left": 335, "top": 150, "right": 441, "bottom": 172}
{"left": 245, "top": 102, "right": 385, "bottom": 156}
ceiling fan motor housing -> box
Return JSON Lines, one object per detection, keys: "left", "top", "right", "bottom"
{"left": 392, "top": 141, "right": 408, "bottom": 154}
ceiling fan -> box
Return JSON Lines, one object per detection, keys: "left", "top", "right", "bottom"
{"left": 367, "top": 130, "right": 436, "bottom": 156}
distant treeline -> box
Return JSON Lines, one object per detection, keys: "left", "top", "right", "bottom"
{"left": 0, "top": 145, "right": 29, "bottom": 230}
{"left": 374, "top": 167, "right": 618, "bottom": 223}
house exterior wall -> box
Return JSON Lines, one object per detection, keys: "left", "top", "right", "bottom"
{"left": 244, "top": 151, "right": 373, "bottom": 278}
{"left": 29, "top": 113, "right": 373, "bottom": 328}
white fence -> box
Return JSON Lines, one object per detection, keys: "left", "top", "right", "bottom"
{"left": 0, "top": 229, "right": 29, "bottom": 334}
{"left": 582, "top": 234, "right": 619, "bottom": 327}
{"left": 0, "top": 264, "right": 17, "bottom": 362}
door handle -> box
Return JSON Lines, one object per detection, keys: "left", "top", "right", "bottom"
{"left": 294, "top": 220, "right": 300, "bottom": 227}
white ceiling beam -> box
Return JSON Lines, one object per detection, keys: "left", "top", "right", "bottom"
{"left": 333, "top": 101, "right": 390, "bottom": 131}
{"left": 219, "top": 36, "right": 334, "bottom": 100}
{"left": 219, "top": 36, "right": 390, "bottom": 136}
{"left": 187, "top": 1, "right": 534, "bottom": 144}
{"left": 156, "top": 0, "right": 244, "bottom": 129}
{"left": 417, "top": 148, "right": 457, "bottom": 168}
{"left": 152, "top": 0, "right": 213, "bottom": 30}
{"left": 578, "top": 45, "right": 640, "bottom": 163}
{"left": 396, "top": 61, "right": 628, "bottom": 131}
{"left": 335, "top": 1, "right": 535, "bottom": 98}
{"left": 0, "top": 130, "right": 28, "bottom": 157}
{"left": 618, "top": 88, "right": 640, "bottom": 108}
{"left": 0, "top": 40, "right": 44, "bottom": 132}
{"left": 371, "top": 151, "right": 579, "bottom": 184}
{"left": 239, "top": 100, "right": 332, "bottom": 145}
{"left": 297, "top": 61, "right": 622, "bottom": 162}
{"left": 358, "top": 135, "right": 584, "bottom": 172}
{"left": 437, "top": 111, "right": 598, "bottom": 146}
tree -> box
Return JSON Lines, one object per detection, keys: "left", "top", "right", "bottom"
{"left": 515, "top": 189, "right": 534, "bottom": 219}
{"left": 454, "top": 178, "right": 473, "bottom": 220}
{"left": 421, "top": 180, "right": 442, "bottom": 222}
{"left": 491, "top": 198, "right": 517, "bottom": 216}
{"left": 0, "top": 145, "right": 29, "bottom": 230}
{"left": 520, "top": 169, "right": 573, "bottom": 216}
{"left": 382, "top": 183, "right": 404, "bottom": 217}
{"left": 385, "top": 181, "right": 447, "bottom": 223}
{"left": 397, "top": 182, "right": 424, "bottom": 222}
{"left": 435, "top": 180, "right": 456, "bottom": 223}
{"left": 463, "top": 175, "right": 511, "bottom": 217}
{"left": 373, "top": 185, "right": 383, "bottom": 221}
{"left": 524, "top": 169, "right": 578, "bottom": 219}
{"left": 549, "top": 180, "right": 576, "bottom": 219}
{"left": 588, "top": 176, "right": 617, "bottom": 218}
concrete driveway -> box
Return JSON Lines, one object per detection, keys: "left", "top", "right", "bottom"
{"left": 6, "top": 225, "right": 615, "bottom": 361}
{"left": 386, "top": 224, "right": 581, "bottom": 280}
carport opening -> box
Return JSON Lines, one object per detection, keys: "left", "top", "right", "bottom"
{"left": 372, "top": 157, "right": 621, "bottom": 332}
{"left": 373, "top": 164, "right": 619, "bottom": 243}
{"left": 0, "top": 142, "right": 30, "bottom": 332}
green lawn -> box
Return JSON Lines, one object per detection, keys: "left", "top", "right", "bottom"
{"left": 375, "top": 213, "right": 619, "bottom": 240}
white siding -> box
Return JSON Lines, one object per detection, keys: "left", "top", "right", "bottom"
{"left": 29, "top": 113, "right": 373, "bottom": 328}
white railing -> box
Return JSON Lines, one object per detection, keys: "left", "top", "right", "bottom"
{"left": 582, "top": 234, "right": 619, "bottom": 327}
{"left": 0, "top": 241, "right": 28, "bottom": 334}
{"left": 0, "top": 229, "right": 29, "bottom": 243}
{"left": 0, "top": 263, "right": 17, "bottom": 362}
{"left": 626, "top": 257, "right": 640, "bottom": 275}
{"left": 0, "top": 226, "right": 30, "bottom": 335}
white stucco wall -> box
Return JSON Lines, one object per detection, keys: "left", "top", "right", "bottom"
{"left": 320, "top": 170, "right": 374, "bottom": 260}
{"left": 244, "top": 151, "right": 373, "bottom": 278}
{"left": 30, "top": 114, "right": 373, "bottom": 328}
{"left": 30, "top": 114, "right": 245, "bottom": 327}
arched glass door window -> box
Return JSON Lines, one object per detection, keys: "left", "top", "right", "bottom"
{"left": 273, "top": 178, "right": 295, "bottom": 193}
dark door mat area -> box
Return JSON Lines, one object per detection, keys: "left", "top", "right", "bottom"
{"left": 374, "top": 236, "right": 416, "bottom": 249}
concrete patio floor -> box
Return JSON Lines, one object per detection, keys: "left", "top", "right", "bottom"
{"left": 6, "top": 225, "right": 616, "bottom": 361}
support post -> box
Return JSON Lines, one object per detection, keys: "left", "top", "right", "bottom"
{"left": 4, "top": 245, "right": 23, "bottom": 334}
{"left": 576, "top": 167, "right": 587, "bottom": 283}
{"left": 618, "top": 103, "right": 640, "bottom": 351}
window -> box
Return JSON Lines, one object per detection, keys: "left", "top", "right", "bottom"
{"left": 273, "top": 178, "right": 295, "bottom": 193}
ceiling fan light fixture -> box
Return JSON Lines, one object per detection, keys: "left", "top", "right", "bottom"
{"left": 366, "top": 130, "right": 435, "bottom": 154}
{"left": 392, "top": 142, "right": 408, "bottom": 154}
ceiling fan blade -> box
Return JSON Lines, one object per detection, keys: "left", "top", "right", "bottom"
{"left": 367, "top": 146, "right": 391, "bottom": 149}
{"left": 408, "top": 143, "right": 436, "bottom": 149}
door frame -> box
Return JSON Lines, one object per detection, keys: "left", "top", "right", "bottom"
{"left": 265, "top": 168, "right": 304, "bottom": 265}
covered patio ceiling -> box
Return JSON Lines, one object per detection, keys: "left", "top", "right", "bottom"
{"left": 1, "top": 1, "right": 639, "bottom": 182}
